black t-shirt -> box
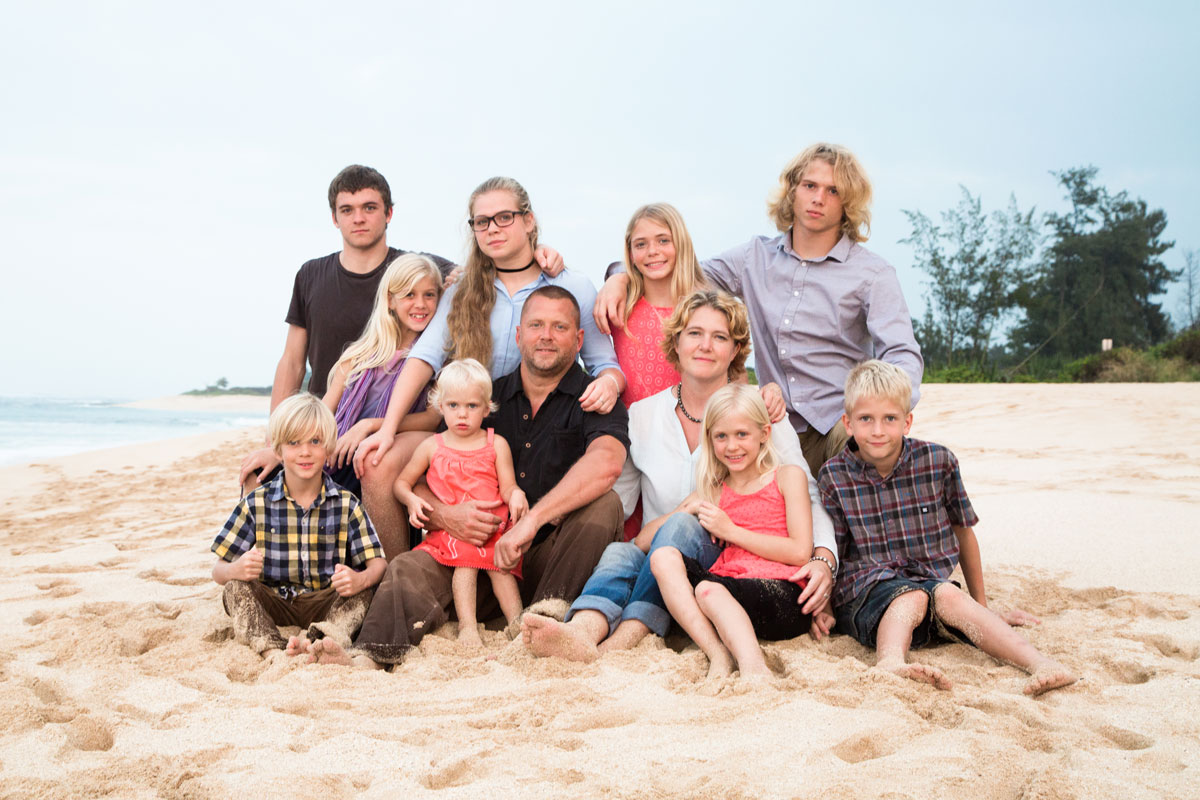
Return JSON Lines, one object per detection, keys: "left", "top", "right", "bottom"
{"left": 285, "top": 247, "right": 454, "bottom": 397}
{"left": 484, "top": 364, "right": 630, "bottom": 544}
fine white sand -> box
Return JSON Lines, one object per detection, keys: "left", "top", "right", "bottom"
{"left": 0, "top": 384, "right": 1197, "bottom": 799}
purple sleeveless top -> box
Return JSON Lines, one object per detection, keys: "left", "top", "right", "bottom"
{"left": 333, "top": 351, "right": 428, "bottom": 437}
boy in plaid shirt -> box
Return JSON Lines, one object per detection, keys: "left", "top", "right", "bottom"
{"left": 213, "top": 394, "right": 386, "bottom": 655}
{"left": 818, "top": 361, "right": 1075, "bottom": 695}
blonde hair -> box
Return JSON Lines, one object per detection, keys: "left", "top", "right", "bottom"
{"left": 695, "top": 384, "right": 779, "bottom": 503}
{"left": 446, "top": 177, "right": 539, "bottom": 367}
{"left": 622, "top": 203, "right": 706, "bottom": 320}
{"left": 766, "top": 143, "right": 873, "bottom": 242}
{"left": 427, "top": 358, "right": 499, "bottom": 414}
{"left": 269, "top": 393, "right": 338, "bottom": 455}
{"left": 329, "top": 253, "right": 444, "bottom": 386}
{"left": 660, "top": 290, "right": 751, "bottom": 381}
{"left": 843, "top": 360, "right": 912, "bottom": 414}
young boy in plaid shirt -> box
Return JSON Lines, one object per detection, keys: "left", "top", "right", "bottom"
{"left": 212, "top": 394, "right": 386, "bottom": 655}
{"left": 818, "top": 361, "right": 1075, "bottom": 695}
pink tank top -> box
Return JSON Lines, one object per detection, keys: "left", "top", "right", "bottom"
{"left": 611, "top": 297, "right": 680, "bottom": 407}
{"left": 708, "top": 474, "right": 801, "bottom": 582}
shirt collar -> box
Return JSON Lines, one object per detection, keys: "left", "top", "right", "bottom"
{"left": 843, "top": 436, "right": 913, "bottom": 483}
{"left": 495, "top": 361, "right": 589, "bottom": 404}
{"left": 266, "top": 470, "right": 337, "bottom": 504}
{"left": 778, "top": 230, "right": 854, "bottom": 264}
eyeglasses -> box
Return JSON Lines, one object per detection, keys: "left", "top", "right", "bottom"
{"left": 468, "top": 210, "right": 527, "bottom": 231}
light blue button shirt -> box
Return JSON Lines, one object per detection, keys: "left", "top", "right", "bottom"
{"left": 408, "top": 269, "right": 622, "bottom": 379}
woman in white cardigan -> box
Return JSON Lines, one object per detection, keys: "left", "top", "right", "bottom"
{"left": 522, "top": 290, "right": 837, "bottom": 662}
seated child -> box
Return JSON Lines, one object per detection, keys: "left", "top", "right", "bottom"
{"left": 650, "top": 384, "right": 814, "bottom": 683}
{"left": 393, "top": 359, "right": 528, "bottom": 648}
{"left": 819, "top": 360, "right": 1076, "bottom": 696}
{"left": 212, "top": 393, "right": 387, "bottom": 655}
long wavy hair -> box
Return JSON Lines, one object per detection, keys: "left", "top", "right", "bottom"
{"left": 445, "top": 177, "right": 539, "bottom": 367}
{"left": 329, "top": 253, "right": 443, "bottom": 387}
{"left": 766, "top": 143, "right": 873, "bottom": 242}
{"left": 622, "top": 202, "right": 706, "bottom": 320}
{"left": 694, "top": 384, "right": 780, "bottom": 504}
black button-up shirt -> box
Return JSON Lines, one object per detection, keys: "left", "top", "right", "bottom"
{"left": 485, "top": 363, "right": 630, "bottom": 544}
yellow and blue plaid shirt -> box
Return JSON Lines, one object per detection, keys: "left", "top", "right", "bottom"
{"left": 212, "top": 472, "right": 383, "bottom": 599}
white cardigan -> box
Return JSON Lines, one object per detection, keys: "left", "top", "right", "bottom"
{"left": 613, "top": 386, "right": 837, "bottom": 564}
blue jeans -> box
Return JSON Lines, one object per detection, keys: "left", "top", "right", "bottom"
{"left": 566, "top": 512, "right": 721, "bottom": 637}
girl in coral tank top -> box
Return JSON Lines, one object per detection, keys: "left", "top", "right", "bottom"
{"left": 393, "top": 359, "right": 528, "bottom": 647}
{"left": 649, "top": 384, "right": 816, "bottom": 681}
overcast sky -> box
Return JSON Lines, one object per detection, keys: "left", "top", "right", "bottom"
{"left": 2, "top": 1, "right": 1197, "bottom": 399}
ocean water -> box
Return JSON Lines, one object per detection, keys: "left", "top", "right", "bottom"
{"left": 0, "top": 397, "right": 263, "bottom": 466}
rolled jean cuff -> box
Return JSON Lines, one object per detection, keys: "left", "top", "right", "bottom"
{"left": 621, "top": 600, "right": 671, "bottom": 638}
{"left": 565, "top": 595, "right": 623, "bottom": 632}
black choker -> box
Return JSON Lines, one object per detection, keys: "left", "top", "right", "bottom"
{"left": 675, "top": 383, "right": 703, "bottom": 424}
{"left": 495, "top": 258, "right": 537, "bottom": 274}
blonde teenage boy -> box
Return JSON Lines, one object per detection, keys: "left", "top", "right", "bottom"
{"left": 212, "top": 394, "right": 386, "bottom": 655}
{"left": 818, "top": 361, "right": 1076, "bottom": 695}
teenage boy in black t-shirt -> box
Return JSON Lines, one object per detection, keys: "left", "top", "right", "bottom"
{"left": 238, "top": 165, "right": 453, "bottom": 494}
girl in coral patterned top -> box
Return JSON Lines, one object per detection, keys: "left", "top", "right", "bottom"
{"left": 611, "top": 203, "right": 708, "bottom": 408}
{"left": 649, "top": 384, "right": 816, "bottom": 681}
{"left": 393, "top": 359, "right": 528, "bottom": 647}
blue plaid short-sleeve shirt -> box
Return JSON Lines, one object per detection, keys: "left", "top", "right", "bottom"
{"left": 818, "top": 437, "right": 979, "bottom": 609}
{"left": 212, "top": 472, "right": 383, "bottom": 599}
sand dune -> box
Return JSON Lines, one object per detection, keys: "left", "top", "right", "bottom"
{"left": 0, "top": 384, "right": 1197, "bottom": 799}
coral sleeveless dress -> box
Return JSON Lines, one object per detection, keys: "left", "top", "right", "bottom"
{"left": 708, "top": 474, "right": 804, "bottom": 583}
{"left": 415, "top": 430, "right": 520, "bottom": 577}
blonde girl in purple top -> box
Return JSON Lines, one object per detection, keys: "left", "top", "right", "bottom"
{"left": 321, "top": 254, "right": 444, "bottom": 513}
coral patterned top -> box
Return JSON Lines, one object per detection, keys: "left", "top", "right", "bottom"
{"left": 611, "top": 297, "right": 680, "bottom": 407}
{"left": 708, "top": 473, "right": 804, "bottom": 583}
{"left": 415, "top": 429, "right": 520, "bottom": 577}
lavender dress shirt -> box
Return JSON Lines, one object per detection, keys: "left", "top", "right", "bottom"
{"left": 705, "top": 232, "right": 922, "bottom": 435}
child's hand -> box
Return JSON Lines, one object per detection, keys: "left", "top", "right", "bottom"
{"left": 329, "top": 420, "right": 373, "bottom": 470}
{"left": 508, "top": 489, "right": 528, "bottom": 524}
{"left": 998, "top": 607, "right": 1041, "bottom": 627}
{"left": 406, "top": 497, "right": 433, "bottom": 529}
{"left": 231, "top": 548, "right": 264, "bottom": 581}
{"left": 330, "top": 564, "right": 362, "bottom": 597}
{"left": 809, "top": 602, "right": 835, "bottom": 641}
{"left": 695, "top": 502, "right": 735, "bottom": 543}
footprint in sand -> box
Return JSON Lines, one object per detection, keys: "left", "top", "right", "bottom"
{"left": 33, "top": 564, "right": 99, "bottom": 575}
{"left": 830, "top": 730, "right": 901, "bottom": 763}
{"left": 1122, "top": 633, "right": 1200, "bottom": 661}
{"left": 35, "top": 578, "right": 81, "bottom": 598}
{"left": 1097, "top": 724, "right": 1154, "bottom": 751}
{"left": 136, "top": 568, "right": 209, "bottom": 587}
{"left": 559, "top": 707, "right": 638, "bottom": 733}
{"left": 421, "top": 753, "right": 481, "bottom": 790}
{"left": 1099, "top": 657, "right": 1154, "bottom": 685}
{"left": 23, "top": 610, "right": 51, "bottom": 626}
{"left": 63, "top": 716, "right": 114, "bottom": 752}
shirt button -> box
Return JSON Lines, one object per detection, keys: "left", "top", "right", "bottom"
{"left": 779, "top": 348, "right": 786, "bottom": 355}
{"left": 519, "top": 472, "right": 525, "bottom": 478}
{"left": 793, "top": 291, "right": 799, "bottom": 296}
{"left": 523, "top": 414, "right": 529, "bottom": 420}
{"left": 789, "top": 376, "right": 795, "bottom": 382}
{"left": 784, "top": 319, "right": 790, "bottom": 325}
{"left": 525, "top": 442, "right": 531, "bottom": 448}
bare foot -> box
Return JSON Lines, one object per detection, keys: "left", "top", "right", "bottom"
{"left": 1024, "top": 659, "right": 1077, "bottom": 696}
{"left": 285, "top": 636, "right": 311, "bottom": 657}
{"left": 458, "top": 624, "right": 483, "bottom": 649}
{"left": 706, "top": 650, "right": 735, "bottom": 681}
{"left": 521, "top": 613, "right": 599, "bottom": 663}
{"left": 877, "top": 657, "right": 952, "bottom": 690}
{"left": 307, "top": 638, "right": 354, "bottom": 666}
{"left": 738, "top": 663, "right": 773, "bottom": 681}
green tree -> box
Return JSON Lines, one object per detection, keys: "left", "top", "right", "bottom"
{"left": 1178, "top": 249, "right": 1199, "bottom": 331}
{"left": 1011, "top": 167, "right": 1176, "bottom": 359}
{"left": 902, "top": 187, "right": 1041, "bottom": 369}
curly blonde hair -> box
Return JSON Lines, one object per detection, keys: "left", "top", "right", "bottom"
{"left": 660, "top": 290, "right": 751, "bottom": 382}
{"left": 766, "top": 143, "right": 873, "bottom": 242}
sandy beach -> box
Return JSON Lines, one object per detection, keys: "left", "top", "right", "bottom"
{"left": 0, "top": 383, "right": 1197, "bottom": 799}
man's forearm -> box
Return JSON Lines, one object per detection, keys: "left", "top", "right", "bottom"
{"left": 524, "top": 439, "right": 625, "bottom": 530}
